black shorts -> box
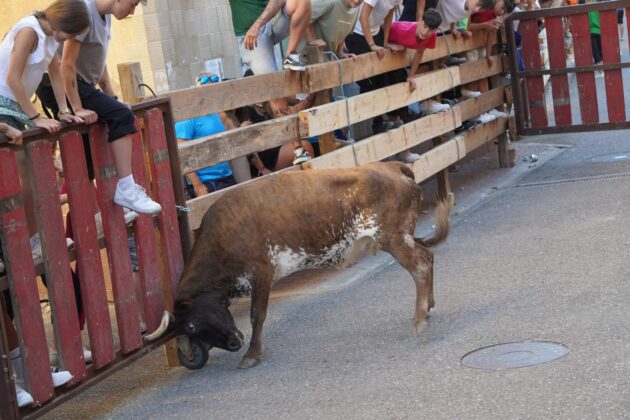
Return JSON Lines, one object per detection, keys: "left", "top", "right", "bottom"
{"left": 618, "top": 9, "right": 624, "bottom": 24}
{"left": 36, "top": 74, "right": 136, "bottom": 142}
{"left": 400, "top": 0, "right": 440, "bottom": 22}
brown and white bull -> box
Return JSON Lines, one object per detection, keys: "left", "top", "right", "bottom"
{"left": 145, "top": 162, "right": 449, "bottom": 368}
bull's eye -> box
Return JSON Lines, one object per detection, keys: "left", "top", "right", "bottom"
{"left": 187, "top": 322, "right": 196, "bottom": 334}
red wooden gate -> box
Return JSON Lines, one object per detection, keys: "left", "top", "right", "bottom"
{"left": 505, "top": 0, "right": 630, "bottom": 135}
{"left": 0, "top": 97, "right": 190, "bottom": 418}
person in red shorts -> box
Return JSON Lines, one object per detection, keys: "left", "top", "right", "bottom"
{"left": 388, "top": 8, "right": 442, "bottom": 92}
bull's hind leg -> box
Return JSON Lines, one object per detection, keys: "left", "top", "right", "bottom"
{"left": 239, "top": 279, "right": 271, "bottom": 369}
{"left": 385, "top": 238, "right": 434, "bottom": 330}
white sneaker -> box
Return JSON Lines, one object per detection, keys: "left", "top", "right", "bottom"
{"left": 31, "top": 233, "right": 74, "bottom": 266}
{"left": 461, "top": 89, "right": 482, "bottom": 98}
{"left": 15, "top": 384, "right": 34, "bottom": 407}
{"left": 114, "top": 184, "right": 161, "bottom": 215}
{"left": 292, "top": 147, "right": 311, "bottom": 166}
{"left": 489, "top": 109, "right": 509, "bottom": 118}
{"left": 396, "top": 150, "right": 421, "bottom": 163}
{"left": 50, "top": 366, "right": 72, "bottom": 387}
{"left": 420, "top": 100, "right": 450, "bottom": 115}
{"left": 477, "top": 112, "right": 497, "bottom": 123}
{"left": 445, "top": 55, "right": 468, "bottom": 66}
{"left": 83, "top": 347, "right": 92, "bottom": 364}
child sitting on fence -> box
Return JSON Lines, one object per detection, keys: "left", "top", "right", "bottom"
{"left": 36, "top": 0, "right": 161, "bottom": 215}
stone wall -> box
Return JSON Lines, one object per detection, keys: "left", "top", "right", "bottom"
{"left": 142, "top": 0, "right": 242, "bottom": 93}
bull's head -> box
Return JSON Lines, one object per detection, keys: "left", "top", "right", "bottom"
{"left": 144, "top": 294, "right": 244, "bottom": 353}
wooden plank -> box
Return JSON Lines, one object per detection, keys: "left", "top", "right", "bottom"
{"left": 497, "top": 132, "right": 511, "bottom": 168}
{"left": 571, "top": 13, "right": 599, "bottom": 123}
{"left": 600, "top": 10, "right": 625, "bottom": 122}
{"left": 546, "top": 16, "right": 572, "bottom": 125}
{"left": 130, "top": 124, "right": 164, "bottom": 333}
{"left": 117, "top": 62, "right": 145, "bottom": 104}
{"left": 0, "top": 148, "right": 54, "bottom": 405}
{"left": 520, "top": 19, "right": 548, "bottom": 127}
{"left": 59, "top": 131, "right": 114, "bottom": 369}
{"left": 178, "top": 115, "right": 298, "bottom": 175}
{"left": 300, "top": 67, "right": 460, "bottom": 138}
{"left": 185, "top": 87, "right": 506, "bottom": 231}
{"left": 169, "top": 70, "right": 303, "bottom": 122}
{"left": 301, "top": 57, "right": 503, "bottom": 139}
{"left": 89, "top": 125, "right": 143, "bottom": 354}
{"left": 144, "top": 109, "right": 184, "bottom": 303}
{"left": 26, "top": 141, "right": 86, "bottom": 383}
{"left": 410, "top": 118, "right": 507, "bottom": 183}
{"left": 303, "top": 32, "right": 487, "bottom": 92}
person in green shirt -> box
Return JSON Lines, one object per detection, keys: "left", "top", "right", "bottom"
{"left": 588, "top": 6, "right": 602, "bottom": 69}
{"left": 229, "top": 0, "right": 312, "bottom": 73}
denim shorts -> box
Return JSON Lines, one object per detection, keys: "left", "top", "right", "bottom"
{"left": 236, "top": 10, "right": 290, "bottom": 75}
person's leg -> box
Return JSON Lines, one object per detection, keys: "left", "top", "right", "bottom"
{"left": 236, "top": 29, "right": 279, "bottom": 75}
{"left": 273, "top": 141, "right": 315, "bottom": 170}
{"left": 282, "top": 0, "right": 311, "bottom": 55}
{"left": 77, "top": 82, "right": 161, "bottom": 214}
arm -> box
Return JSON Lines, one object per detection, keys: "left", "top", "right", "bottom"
{"left": 60, "top": 38, "right": 98, "bottom": 124}
{"left": 97, "top": 64, "right": 116, "bottom": 97}
{"left": 416, "top": 0, "right": 427, "bottom": 21}
{"left": 177, "top": 138, "right": 208, "bottom": 197}
{"left": 6, "top": 28, "right": 61, "bottom": 133}
{"left": 407, "top": 49, "right": 426, "bottom": 92}
{"left": 47, "top": 56, "right": 84, "bottom": 124}
{"left": 337, "top": 41, "right": 355, "bottom": 59}
{"left": 467, "top": 20, "right": 500, "bottom": 32}
{"left": 359, "top": 3, "right": 386, "bottom": 59}
{"left": 0, "top": 123, "right": 23, "bottom": 145}
{"left": 288, "top": 93, "right": 317, "bottom": 114}
{"left": 485, "top": 29, "right": 497, "bottom": 67}
{"left": 244, "top": 0, "right": 285, "bottom": 50}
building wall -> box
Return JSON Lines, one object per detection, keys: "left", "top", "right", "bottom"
{"left": 0, "top": 0, "right": 242, "bottom": 97}
{"left": 142, "top": 0, "right": 242, "bottom": 93}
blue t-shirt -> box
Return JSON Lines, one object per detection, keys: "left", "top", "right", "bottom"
{"left": 175, "top": 113, "right": 233, "bottom": 183}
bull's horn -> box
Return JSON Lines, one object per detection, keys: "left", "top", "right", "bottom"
{"left": 144, "top": 311, "right": 174, "bottom": 341}
{"left": 176, "top": 335, "right": 193, "bottom": 359}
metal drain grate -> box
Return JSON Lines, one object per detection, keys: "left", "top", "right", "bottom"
{"left": 512, "top": 172, "right": 630, "bottom": 189}
{"left": 461, "top": 341, "right": 569, "bottom": 370}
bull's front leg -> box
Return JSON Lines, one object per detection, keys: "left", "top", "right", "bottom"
{"left": 239, "top": 280, "right": 271, "bottom": 369}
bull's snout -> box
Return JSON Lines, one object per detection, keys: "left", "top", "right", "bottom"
{"left": 227, "top": 331, "right": 244, "bottom": 351}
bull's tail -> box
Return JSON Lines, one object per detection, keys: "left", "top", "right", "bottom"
{"left": 415, "top": 199, "right": 450, "bottom": 247}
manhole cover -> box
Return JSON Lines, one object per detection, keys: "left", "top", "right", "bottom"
{"left": 461, "top": 341, "right": 569, "bottom": 370}
{"left": 591, "top": 153, "right": 630, "bottom": 163}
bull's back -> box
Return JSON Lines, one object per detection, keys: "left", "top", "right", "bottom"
{"left": 196, "top": 162, "right": 421, "bottom": 270}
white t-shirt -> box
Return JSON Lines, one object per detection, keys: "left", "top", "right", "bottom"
{"left": 0, "top": 16, "right": 59, "bottom": 101}
{"left": 354, "top": 0, "right": 402, "bottom": 36}
{"left": 437, "top": 0, "right": 469, "bottom": 32}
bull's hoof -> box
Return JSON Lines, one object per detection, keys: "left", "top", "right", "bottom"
{"left": 413, "top": 318, "right": 428, "bottom": 333}
{"left": 238, "top": 356, "right": 261, "bottom": 369}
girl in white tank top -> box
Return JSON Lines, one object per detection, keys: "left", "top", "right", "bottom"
{"left": 0, "top": 0, "right": 89, "bottom": 136}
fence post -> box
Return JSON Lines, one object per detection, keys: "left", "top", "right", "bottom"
{"left": 0, "top": 295, "right": 19, "bottom": 420}
{"left": 118, "top": 62, "right": 146, "bottom": 104}
{"left": 307, "top": 45, "right": 336, "bottom": 154}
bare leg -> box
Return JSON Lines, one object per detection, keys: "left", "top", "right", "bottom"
{"left": 110, "top": 134, "right": 133, "bottom": 179}
{"left": 283, "top": 0, "right": 311, "bottom": 54}
{"left": 273, "top": 141, "right": 315, "bottom": 170}
{"left": 239, "top": 278, "right": 271, "bottom": 369}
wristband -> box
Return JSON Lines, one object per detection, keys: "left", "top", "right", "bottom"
{"left": 29, "top": 113, "right": 40, "bottom": 121}
{"left": 369, "top": 43, "right": 375, "bottom": 48}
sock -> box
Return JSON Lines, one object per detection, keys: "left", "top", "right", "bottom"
{"left": 9, "top": 347, "right": 24, "bottom": 381}
{"left": 117, "top": 174, "right": 135, "bottom": 191}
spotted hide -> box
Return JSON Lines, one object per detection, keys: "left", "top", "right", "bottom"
{"left": 152, "top": 161, "right": 449, "bottom": 369}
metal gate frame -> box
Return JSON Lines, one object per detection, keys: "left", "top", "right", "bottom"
{"left": 504, "top": 0, "right": 630, "bottom": 135}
